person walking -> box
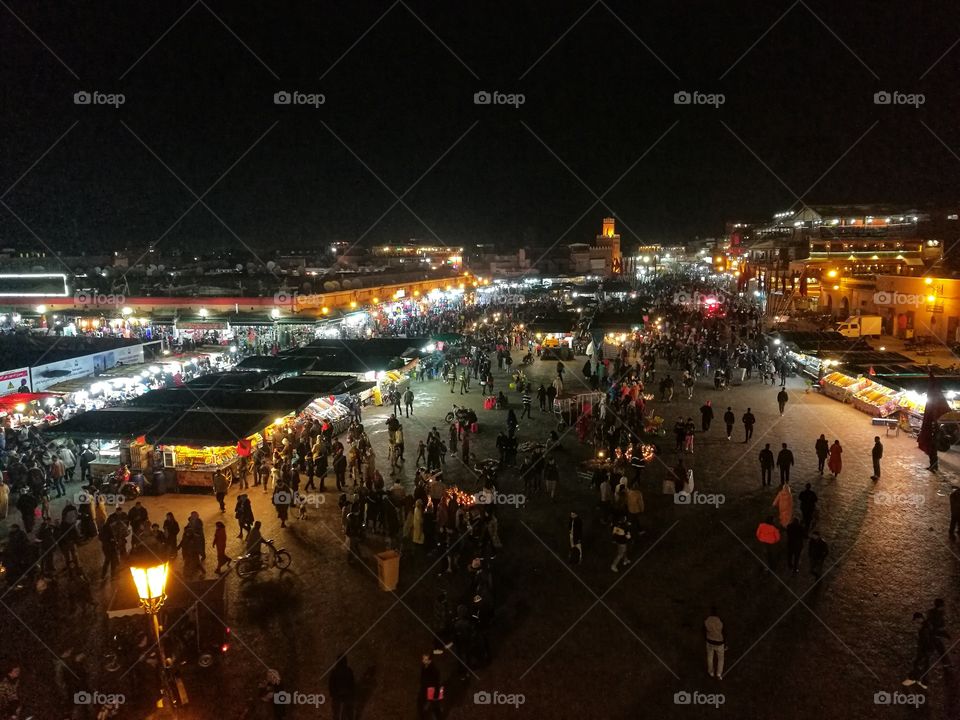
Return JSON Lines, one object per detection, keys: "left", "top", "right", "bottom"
{"left": 723, "top": 407, "right": 735, "bottom": 440}
{"left": 700, "top": 401, "right": 714, "bottom": 432}
{"left": 213, "top": 521, "right": 231, "bottom": 574}
{"left": 808, "top": 530, "right": 828, "bottom": 578}
{"left": 776, "top": 443, "right": 794, "bottom": 485}
{"left": 329, "top": 653, "right": 356, "bottom": 720}
{"left": 213, "top": 468, "right": 228, "bottom": 513}
{"left": 520, "top": 390, "right": 532, "bottom": 419}
{"left": 568, "top": 511, "right": 583, "bottom": 564}
{"left": 828, "top": 440, "right": 843, "bottom": 477}
{"left": 756, "top": 516, "right": 781, "bottom": 574}
{"left": 927, "top": 599, "right": 952, "bottom": 668}
{"left": 814, "top": 434, "right": 829, "bottom": 475}
{"left": 419, "top": 653, "right": 444, "bottom": 719}
{"left": 870, "top": 436, "right": 883, "bottom": 481}
{"left": 610, "top": 515, "right": 632, "bottom": 572}
{"left": 334, "top": 451, "right": 347, "bottom": 491}
{"left": 772, "top": 483, "right": 793, "bottom": 527}
{"left": 742, "top": 408, "right": 755, "bottom": 442}
{"left": 758, "top": 444, "right": 775, "bottom": 487}
{"left": 537, "top": 384, "right": 547, "bottom": 412}
{"left": 776, "top": 388, "right": 789, "bottom": 415}
{"left": 785, "top": 517, "right": 805, "bottom": 574}
{"left": 704, "top": 608, "right": 726, "bottom": 680}
{"left": 798, "top": 483, "right": 818, "bottom": 530}
{"left": 950, "top": 487, "right": 960, "bottom": 540}
{"left": 902, "top": 612, "right": 935, "bottom": 689}
{"left": 403, "top": 387, "right": 414, "bottom": 417}
{"left": 459, "top": 369, "right": 469, "bottom": 395}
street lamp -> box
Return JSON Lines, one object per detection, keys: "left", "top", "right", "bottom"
{"left": 130, "top": 562, "right": 172, "bottom": 706}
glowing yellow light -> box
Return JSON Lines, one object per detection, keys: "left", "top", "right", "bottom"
{"left": 350, "top": 301, "right": 357, "bottom": 309}
{"left": 130, "top": 562, "right": 168, "bottom": 603}
{"left": 832, "top": 285, "right": 840, "bottom": 290}
{"left": 321, "top": 307, "right": 329, "bottom": 315}
{"left": 14, "top": 403, "right": 25, "bottom": 412}
{"left": 827, "top": 269, "right": 838, "bottom": 278}
{"left": 371, "top": 298, "right": 379, "bottom": 304}
{"left": 274, "top": 417, "right": 284, "bottom": 425}
{"left": 927, "top": 295, "right": 936, "bottom": 303}
{"left": 925, "top": 277, "right": 933, "bottom": 285}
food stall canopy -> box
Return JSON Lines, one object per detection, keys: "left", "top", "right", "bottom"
{"left": 148, "top": 409, "right": 278, "bottom": 447}
{"left": 299, "top": 337, "right": 429, "bottom": 359}
{"left": 186, "top": 371, "right": 273, "bottom": 390}
{"left": 47, "top": 408, "right": 172, "bottom": 439}
{"left": 588, "top": 312, "right": 648, "bottom": 332}
{"left": 527, "top": 317, "right": 575, "bottom": 334}
{"left": 129, "top": 388, "right": 315, "bottom": 414}
{"left": 268, "top": 375, "right": 358, "bottom": 395}
{"left": 284, "top": 353, "right": 405, "bottom": 374}
{"left": 234, "top": 355, "right": 317, "bottom": 373}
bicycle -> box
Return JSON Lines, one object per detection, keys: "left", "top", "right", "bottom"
{"left": 235, "top": 540, "right": 292, "bottom": 579}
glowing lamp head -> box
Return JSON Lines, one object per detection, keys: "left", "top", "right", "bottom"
{"left": 199, "top": 308, "right": 208, "bottom": 318}
{"left": 927, "top": 295, "right": 936, "bottom": 303}
{"left": 924, "top": 277, "right": 933, "bottom": 285}
{"left": 827, "top": 270, "right": 838, "bottom": 279}
{"left": 350, "top": 301, "right": 358, "bottom": 309}
{"left": 270, "top": 308, "right": 280, "bottom": 319}
{"left": 35, "top": 305, "right": 47, "bottom": 314}
{"left": 121, "top": 306, "right": 133, "bottom": 316}
{"left": 130, "top": 562, "right": 169, "bottom": 605}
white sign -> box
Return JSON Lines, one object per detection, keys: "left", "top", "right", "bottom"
{"left": 30, "top": 344, "right": 145, "bottom": 391}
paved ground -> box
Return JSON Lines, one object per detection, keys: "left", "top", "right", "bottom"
{"left": 4, "top": 345, "right": 960, "bottom": 719}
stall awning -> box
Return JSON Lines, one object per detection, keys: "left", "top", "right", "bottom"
{"left": 186, "top": 371, "right": 273, "bottom": 390}
{"left": 148, "top": 409, "right": 279, "bottom": 447}
{"left": 130, "top": 388, "right": 314, "bottom": 414}
{"left": 268, "top": 375, "right": 358, "bottom": 395}
{"left": 0, "top": 392, "right": 58, "bottom": 408}
{"left": 47, "top": 408, "right": 172, "bottom": 439}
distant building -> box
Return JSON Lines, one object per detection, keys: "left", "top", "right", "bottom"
{"left": 569, "top": 217, "right": 623, "bottom": 277}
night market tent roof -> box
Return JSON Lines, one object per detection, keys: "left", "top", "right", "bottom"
{"left": 267, "top": 375, "right": 359, "bottom": 395}
{"left": 768, "top": 331, "right": 871, "bottom": 353}
{"left": 588, "top": 312, "right": 649, "bottom": 332}
{"left": 186, "top": 371, "right": 273, "bottom": 390}
{"left": 296, "top": 353, "right": 407, "bottom": 374}
{"left": 147, "top": 409, "right": 278, "bottom": 447}
{"left": 47, "top": 408, "right": 173, "bottom": 439}
{"left": 128, "top": 388, "right": 315, "bottom": 414}
{"left": 298, "top": 337, "right": 428, "bottom": 358}
{"left": 234, "top": 355, "right": 318, "bottom": 373}
{"left": 873, "top": 374, "right": 960, "bottom": 394}
{"left": 527, "top": 316, "right": 575, "bottom": 334}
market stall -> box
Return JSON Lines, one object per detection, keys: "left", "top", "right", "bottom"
{"left": 819, "top": 371, "right": 871, "bottom": 403}
{"left": 0, "top": 391, "right": 63, "bottom": 428}
{"left": 47, "top": 408, "right": 169, "bottom": 478}
{"left": 148, "top": 409, "right": 281, "bottom": 491}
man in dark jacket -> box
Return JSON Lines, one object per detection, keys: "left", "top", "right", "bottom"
{"left": 700, "top": 401, "right": 714, "bottom": 432}
{"left": 785, "top": 517, "right": 805, "bottom": 574}
{"left": 950, "top": 487, "right": 960, "bottom": 540}
{"left": 815, "top": 434, "right": 829, "bottom": 475}
{"left": 776, "top": 388, "right": 789, "bottom": 415}
{"left": 798, "top": 484, "right": 818, "bottom": 530}
{"left": 742, "top": 408, "right": 755, "bottom": 442}
{"left": 871, "top": 436, "right": 883, "bottom": 481}
{"left": 568, "top": 511, "right": 583, "bottom": 564}
{"left": 758, "top": 444, "right": 775, "bottom": 487}
{"left": 419, "top": 653, "right": 444, "bottom": 719}
{"left": 723, "top": 407, "right": 735, "bottom": 440}
{"left": 776, "top": 443, "right": 794, "bottom": 485}
{"left": 329, "top": 653, "right": 356, "bottom": 720}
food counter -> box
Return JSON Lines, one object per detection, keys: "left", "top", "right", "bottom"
{"left": 161, "top": 437, "right": 257, "bottom": 490}
{"left": 820, "top": 371, "right": 870, "bottom": 403}
{"left": 851, "top": 382, "right": 901, "bottom": 417}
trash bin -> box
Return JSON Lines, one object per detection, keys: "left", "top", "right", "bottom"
{"left": 376, "top": 550, "right": 400, "bottom": 591}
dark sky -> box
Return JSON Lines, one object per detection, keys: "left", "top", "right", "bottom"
{"left": 2, "top": 0, "right": 959, "bottom": 259}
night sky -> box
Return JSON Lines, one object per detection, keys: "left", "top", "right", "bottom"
{"left": 2, "top": 0, "right": 959, "bottom": 256}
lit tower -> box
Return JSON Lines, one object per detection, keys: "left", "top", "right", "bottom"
{"left": 596, "top": 217, "right": 622, "bottom": 274}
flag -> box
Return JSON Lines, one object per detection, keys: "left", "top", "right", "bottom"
{"left": 918, "top": 373, "right": 950, "bottom": 454}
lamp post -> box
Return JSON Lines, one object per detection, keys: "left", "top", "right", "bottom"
{"left": 130, "top": 562, "right": 172, "bottom": 708}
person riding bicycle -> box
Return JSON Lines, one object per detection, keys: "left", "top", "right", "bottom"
{"left": 245, "top": 520, "right": 265, "bottom": 557}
